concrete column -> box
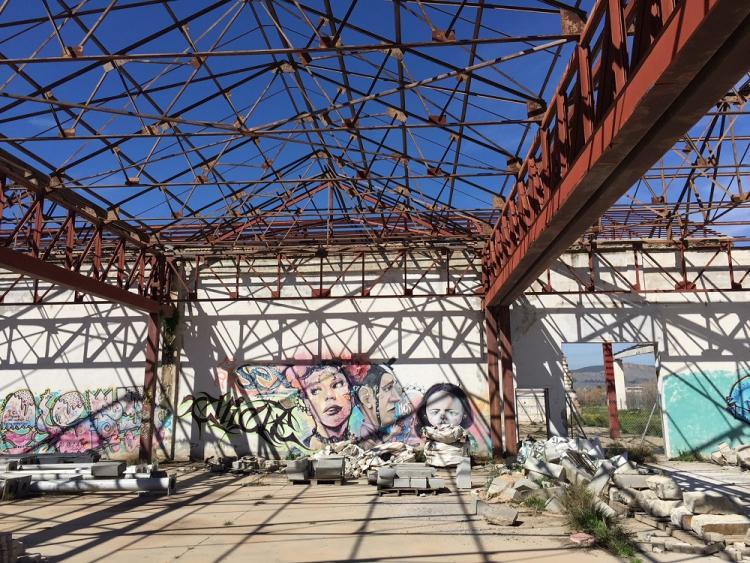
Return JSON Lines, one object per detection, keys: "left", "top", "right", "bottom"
{"left": 498, "top": 305, "right": 518, "bottom": 454}
{"left": 485, "top": 306, "right": 503, "bottom": 456}
{"left": 614, "top": 359, "right": 628, "bottom": 410}
{"left": 602, "top": 342, "right": 621, "bottom": 439}
{"left": 139, "top": 312, "right": 161, "bottom": 463}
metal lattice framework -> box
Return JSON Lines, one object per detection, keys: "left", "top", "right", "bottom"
{"left": 0, "top": 0, "right": 747, "bottom": 309}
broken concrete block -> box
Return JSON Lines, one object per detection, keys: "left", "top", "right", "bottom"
{"left": 285, "top": 459, "right": 309, "bottom": 481}
{"left": 486, "top": 477, "right": 512, "bottom": 498}
{"left": 691, "top": 514, "right": 750, "bottom": 538}
{"left": 428, "top": 478, "right": 444, "bottom": 490}
{"left": 482, "top": 504, "right": 519, "bottom": 526}
{"left": 587, "top": 460, "right": 614, "bottom": 498}
{"left": 394, "top": 478, "right": 410, "bottom": 488}
{"left": 737, "top": 445, "right": 750, "bottom": 469}
{"left": 614, "top": 461, "right": 640, "bottom": 475}
{"left": 710, "top": 451, "right": 727, "bottom": 465}
{"left": 612, "top": 473, "right": 650, "bottom": 490}
{"left": 376, "top": 468, "right": 396, "bottom": 488}
{"left": 683, "top": 491, "right": 742, "bottom": 515}
{"left": 646, "top": 475, "right": 682, "bottom": 500}
{"left": 545, "top": 497, "right": 565, "bottom": 514}
{"left": 636, "top": 490, "right": 681, "bottom": 518}
{"left": 394, "top": 464, "right": 434, "bottom": 479}
{"left": 410, "top": 477, "right": 427, "bottom": 489}
{"left": 719, "top": 443, "right": 739, "bottom": 466}
{"left": 610, "top": 487, "right": 640, "bottom": 509}
{"left": 671, "top": 505, "right": 694, "bottom": 529}
{"left": 456, "top": 457, "right": 471, "bottom": 489}
{"left": 514, "top": 478, "right": 540, "bottom": 492}
{"left": 524, "top": 458, "right": 565, "bottom": 481}
{"left": 496, "top": 487, "right": 518, "bottom": 503}
{"left": 595, "top": 499, "right": 617, "bottom": 519}
{"left": 315, "top": 457, "right": 345, "bottom": 480}
{"left": 560, "top": 458, "right": 592, "bottom": 485}
{"left": 538, "top": 486, "right": 567, "bottom": 500}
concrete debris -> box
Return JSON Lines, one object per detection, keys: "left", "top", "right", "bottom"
{"left": 671, "top": 505, "right": 694, "bottom": 529}
{"left": 373, "top": 463, "right": 442, "bottom": 493}
{"left": 479, "top": 503, "right": 519, "bottom": 526}
{"left": 710, "top": 443, "right": 750, "bottom": 469}
{"left": 612, "top": 472, "right": 651, "bottom": 490}
{"left": 423, "top": 425, "right": 469, "bottom": 468}
{"left": 635, "top": 490, "right": 682, "bottom": 518}
{"left": 646, "top": 475, "right": 682, "bottom": 500}
{"left": 456, "top": 457, "right": 472, "bottom": 489}
{"left": 683, "top": 491, "right": 742, "bottom": 515}
{"left": 587, "top": 460, "right": 615, "bottom": 498}
{"left": 691, "top": 514, "right": 750, "bottom": 538}
{"left": 524, "top": 458, "right": 565, "bottom": 481}
{"left": 544, "top": 497, "right": 565, "bottom": 514}
{"left": 609, "top": 487, "right": 640, "bottom": 509}
{"left": 310, "top": 441, "right": 416, "bottom": 479}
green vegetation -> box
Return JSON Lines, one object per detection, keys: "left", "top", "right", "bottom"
{"left": 605, "top": 442, "right": 656, "bottom": 464}
{"left": 562, "top": 482, "right": 640, "bottom": 562}
{"left": 671, "top": 450, "right": 704, "bottom": 462}
{"left": 522, "top": 495, "right": 547, "bottom": 512}
{"left": 580, "top": 406, "right": 662, "bottom": 436}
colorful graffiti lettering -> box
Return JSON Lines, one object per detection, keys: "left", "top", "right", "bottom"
{"left": 726, "top": 375, "right": 750, "bottom": 424}
{"left": 179, "top": 363, "right": 483, "bottom": 454}
{"left": 0, "top": 386, "right": 169, "bottom": 456}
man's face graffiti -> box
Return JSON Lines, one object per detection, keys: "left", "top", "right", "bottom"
{"left": 301, "top": 367, "right": 352, "bottom": 433}
{"left": 425, "top": 390, "right": 465, "bottom": 427}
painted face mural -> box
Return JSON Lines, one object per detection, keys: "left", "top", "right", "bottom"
{"left": 180, "top": 362, "right": 487, "bottom": 456}
{"left": 300, "top": 366, "right": 353, "bottom": 441}
{"left": 417, "top": 383, "right": 473, "bottom": 430}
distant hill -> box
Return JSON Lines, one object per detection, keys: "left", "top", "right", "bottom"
{"left": 571, "top": 362, "right": 656, "bottom": 389}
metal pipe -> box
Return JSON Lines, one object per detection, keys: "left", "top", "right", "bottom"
{"left": 29, "top": 476, "right": 175, "bottom": 493}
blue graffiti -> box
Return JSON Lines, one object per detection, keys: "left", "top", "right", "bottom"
{"left": 726, "top": 375, "right": 750, "bottom": 424}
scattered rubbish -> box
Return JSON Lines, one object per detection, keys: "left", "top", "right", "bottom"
{"left": 423, "top": 425, "right": 469, "bottom": 468}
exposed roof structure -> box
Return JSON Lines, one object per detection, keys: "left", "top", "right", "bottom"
{"left": 0, "top": 0, "right": 748, "bottom": 308}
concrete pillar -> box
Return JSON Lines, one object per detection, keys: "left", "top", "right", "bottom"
{"left": 499, "top": 306, "right": 518, "bottom": 454}
{"left": 614, "top": 359, "right": 628, "bottom": 410}
{"left": 139, "top": 312, "right": 161, "bottom": 464}
{"left": 485, "top": 306, "right": 503, "bottom": 456}
{"left": 602, "top": 342, "right": 621, "bottom": 439}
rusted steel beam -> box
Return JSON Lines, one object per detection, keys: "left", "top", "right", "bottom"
{"left": 0, "top": 245, "right": 167, "bottom": 314}
{"left": 485, "top": 306, "right": 503, "bottom": 456}
{"left": 602, "top": 342, "right": 621, "bottom": 440}
{"left": 139, "top": 312, "right": 160, "bottom": 464}
{"left": 498, "top": 305, "right": 518, "bottom": 455}
{"left": 484, "top": 0, "right": 750, "bottom": 306}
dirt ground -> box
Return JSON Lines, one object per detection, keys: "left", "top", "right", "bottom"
{"left": 0, "top": 465, "right": 622, "bottom": 563}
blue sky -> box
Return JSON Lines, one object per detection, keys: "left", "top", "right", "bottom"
{"left": 562, "top": 342, "right": 656, "bottom": 371}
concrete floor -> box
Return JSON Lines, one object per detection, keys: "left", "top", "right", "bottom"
{"left": 1, "top": 467, "right": 622, "bottom": 563}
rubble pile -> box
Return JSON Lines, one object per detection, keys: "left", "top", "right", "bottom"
{"left": 423, "top": 425, "right": 469, "bottom": 468}
{"left": 709, "top": 442, "right": 750, "bottom": 469}
{"left": 309, "top": 441, "right": 416, "bottom": 479}
{"left": 205, "top": 455, "right": 281, "bottom": 474}
{"left": 478, "top": 436, "right": 750, "bottom": 559}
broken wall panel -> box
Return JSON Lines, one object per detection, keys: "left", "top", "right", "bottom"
{"left": 515, "top": 245, "right": 750, "bottom": 457}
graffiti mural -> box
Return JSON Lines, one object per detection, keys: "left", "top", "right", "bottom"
{"left": 726, "top": 375, "right": 750, "bottom": 424}
{"left": 179, "top": 363, "right": 485, "bottom": 455}
{"left": 0, "top": 386, "right": 171, "bottom": 456}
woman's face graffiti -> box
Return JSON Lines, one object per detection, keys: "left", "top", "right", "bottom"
{"left": 425, "top": 390, "right": 465, "bottom": 427}
{"left": 302, "top": 367, "right": 352, "bottom": 434}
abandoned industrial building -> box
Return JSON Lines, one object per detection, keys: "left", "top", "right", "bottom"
{"left": 1, "top": 0, "right": 750, "bottom": 561}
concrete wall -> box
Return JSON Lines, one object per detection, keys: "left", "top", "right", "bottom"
{"left": 0, "top": 279, "right": 170, "bottom": 460}
{"left": 173, "top": 295, "right": 489, "bottom": 460}
{"left": 512, "top": 244, "right": 750, "bottom": 457}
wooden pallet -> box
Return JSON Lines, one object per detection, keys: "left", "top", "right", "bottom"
{"left": 290, "top": 478, "right": 344, "bottom": 485}
{"left": 377, "top": 487, "right": 438, "bottom": 497}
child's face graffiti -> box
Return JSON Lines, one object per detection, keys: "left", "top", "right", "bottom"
{"left": 302, "top": 368, "right": 352, "bottom": 433}
{"left": 425, "top": 390, "right": 465, "bottom": 427}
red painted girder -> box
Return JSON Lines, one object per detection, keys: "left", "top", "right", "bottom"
{"left": 0, "top": 245, "right": 169, "bottom": 314}
{"left": 484, "top": 0, "right": 750, "bottom": 306}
